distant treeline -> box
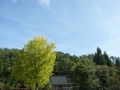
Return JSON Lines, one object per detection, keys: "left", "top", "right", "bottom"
{"left": 0, "top": 47, "right": 120, "bottom": 90}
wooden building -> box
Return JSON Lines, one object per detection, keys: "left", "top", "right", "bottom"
{"left": 50, "top": 76, "right": 75, "bottom": 90}
{"left": 13, "top": 84, "right": 31, "bottom": 90}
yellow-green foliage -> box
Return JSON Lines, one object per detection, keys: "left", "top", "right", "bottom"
{"left": 12, "top": 36, "right": 56, "bottom": 90}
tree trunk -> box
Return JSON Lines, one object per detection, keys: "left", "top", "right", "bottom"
{"left": 35, "top": 82, "right": 39, "bottom": 90}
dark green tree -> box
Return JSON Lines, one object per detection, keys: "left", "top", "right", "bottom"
{"left": 0, "top": 48, "right": 20, "bottom": 89}
{"left": 93, "top": 47, "right": 106, "bottom": 65}
{"left": 54, "top": 52, "right": 75, "bottom": 75}
{"left": 116, "top": 58, "right": 120, "bottom": 67}
{"left": 103, "top": 51, "right": 112, "bottom": 67}
{"left": 96, "top": 65, "right": 110, "bottom": 89}
{"left": 70, "top": 59, "right": 98, "bottom": 90}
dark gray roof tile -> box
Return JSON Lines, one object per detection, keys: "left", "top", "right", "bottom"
{"left": 51, "top": 76, "right": 69, "bottom": 84}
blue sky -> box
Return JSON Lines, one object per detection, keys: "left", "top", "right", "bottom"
{"left": 0, "top": 0, "right": 120, "bottom": 57}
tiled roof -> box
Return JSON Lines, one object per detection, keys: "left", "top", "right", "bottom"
{"left": 51, "top": 76, "right": 71, "bottom": 84}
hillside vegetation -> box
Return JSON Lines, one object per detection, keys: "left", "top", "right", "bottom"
{"left": 0, "top": 47, "right": 120, "bottom": 90}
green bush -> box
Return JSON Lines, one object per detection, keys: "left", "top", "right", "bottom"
{"left": 2, "top": 83, "right": 13, "bottom": 90}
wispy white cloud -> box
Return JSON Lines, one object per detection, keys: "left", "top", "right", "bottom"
{"left": 11, "top": 0, "right": 18, "bottom": 3}
{"left": 39, "top": 0, "right": 51, "bottom": 6}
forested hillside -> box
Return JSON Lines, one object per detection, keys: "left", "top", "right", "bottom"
{"left": 0, "top": 47, "right": 120, "bottom": 90}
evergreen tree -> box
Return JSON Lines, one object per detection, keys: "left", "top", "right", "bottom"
{"left": 116, "top": 58, "right": 120, "bottom": 67}
{"left": 70, "top": 59, "right": 98, "bottom": 90}
{"left": 93, "top": 47, "right": 106, "bottom": 65}
{"left": 103, "top": 51, "right": 112, "bottom": 67}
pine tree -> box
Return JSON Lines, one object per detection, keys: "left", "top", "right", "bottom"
{"left": 103, "top": 51, "right": 112, "bottom": 67}
{"left": 93, "top": 47, "right": 106, "bottom": 65}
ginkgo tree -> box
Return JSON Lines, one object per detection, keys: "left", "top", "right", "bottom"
{"left": 12, "top": 36, "right": 56, "bottom": 90}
